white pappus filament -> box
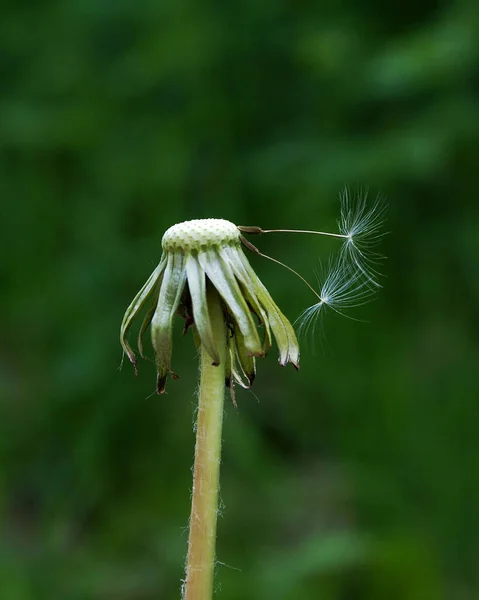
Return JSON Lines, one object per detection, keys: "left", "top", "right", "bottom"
{"left": 296, "top": 188, "right": 386, "bottom": 335}
{"left": 337, "top": 187, "right": 387, "bottom": 288}
{"left": 239, "top": 187, "right": 386, "bottom": 340}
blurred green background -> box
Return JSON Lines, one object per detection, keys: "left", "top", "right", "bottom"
{"left": 2, "top": 1, "right": 479, "bottom": 598}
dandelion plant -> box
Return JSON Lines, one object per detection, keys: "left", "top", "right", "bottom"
{"left": 120, "top": 189, "right": 385, "bottom": 599}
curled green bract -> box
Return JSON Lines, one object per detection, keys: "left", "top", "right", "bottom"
{"left": 120, "top": 218, "right": 299, "bottom": 395}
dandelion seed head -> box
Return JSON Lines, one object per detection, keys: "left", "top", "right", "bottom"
{"left": 162, "top": 218, "right": 241, "bottom": 252}
{"left": 121, "top": 217, "right": 299, "bottom": 394}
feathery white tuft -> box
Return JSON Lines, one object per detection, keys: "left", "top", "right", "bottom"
{"left": 296, "top": 255, "right": 376, "bottom": 337}
{"left": 337, "top": 187, "right": 387, "bottom": 288}
{"left": 295, "top": 189, "right": 386, "bottom": 339}
{"left": 238, "top": 187, "right": 386, "bottom": 341}
{"left": 338, "top": 188, "right": 386, "bottom": 247}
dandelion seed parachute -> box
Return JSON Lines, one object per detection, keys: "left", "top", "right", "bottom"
{"left": 296, "top": 254, "right": 377, "bottom": 338}
{"left": 338, "top": 188, "right": 387, "bottom": 288}
{"left": 239, "top": 188, "right": 386, "bottom": 339}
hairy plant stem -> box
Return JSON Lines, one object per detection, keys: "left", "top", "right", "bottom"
{"left": 184, "top": 286, "right": 226, "bottom": 600}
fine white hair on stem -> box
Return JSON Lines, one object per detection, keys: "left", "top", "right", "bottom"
{"left": 337, "top": 187, "right": 387, "bottom": 288}
{"left": 295, "top": 254, "right": 376, "bottom": 338}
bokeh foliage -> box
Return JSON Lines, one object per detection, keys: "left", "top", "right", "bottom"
{"left": 2, "top": 1, "right": 479, "bottom": 598}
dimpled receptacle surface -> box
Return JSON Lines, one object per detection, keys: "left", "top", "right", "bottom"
{"left": 162, "top": 218, "right": 241, "bottom": 251}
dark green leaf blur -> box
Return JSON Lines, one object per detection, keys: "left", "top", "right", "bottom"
{"left": 2, "top": 1, "right": 478, "bottom": 598}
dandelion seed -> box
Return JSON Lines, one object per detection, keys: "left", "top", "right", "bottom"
{"left": 296, "top": 254, "right": 376, "bottom": 338}
{"left": 238, "top": 188, "right": 386, "bottom": 341}
{"left": 239, "top": 188, "right": 386, "bottom": 292}
{"left": 337, "top": 187, "right": 387, "bottom": 288}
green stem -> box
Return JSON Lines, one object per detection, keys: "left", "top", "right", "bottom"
{"left": 184, "top": 287, "right": 226, "bottom": 600}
